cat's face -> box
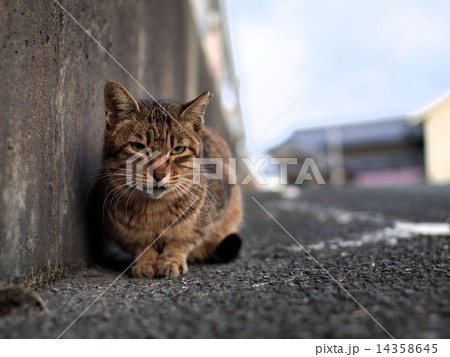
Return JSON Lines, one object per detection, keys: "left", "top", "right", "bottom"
{"left": 103, "top": 81, "right": 212, "bottom": 199}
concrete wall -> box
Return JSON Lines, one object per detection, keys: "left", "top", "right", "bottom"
{"left": 0, "top": 0, "right": 226, "bottom": 286}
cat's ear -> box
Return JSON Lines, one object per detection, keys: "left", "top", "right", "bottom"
{"left": 104, "top": 81, "right": 140, "bottom": 125}
{"left": 180, "top": 92, "right": 213, "bottom": 130}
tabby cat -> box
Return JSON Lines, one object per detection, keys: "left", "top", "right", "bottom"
{"left": 93, "top": 81, "right": 242, "bottom": 278}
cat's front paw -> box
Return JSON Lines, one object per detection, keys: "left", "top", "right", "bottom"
{"left": 156, "top": 257, "right": 188, "bottom": 278}
{"left": 131, "top": 262, "right": 156, "bottom": 278}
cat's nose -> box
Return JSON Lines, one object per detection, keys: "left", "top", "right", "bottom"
{"left": 153, "top": 166, "right": 166, "bottom": 182}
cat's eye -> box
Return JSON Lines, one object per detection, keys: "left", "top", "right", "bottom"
{"left": 171, "top": 146, "right": 186, "bottom": 155}
{"left": 130, "top": 142, "right": 146, "bottom": 152}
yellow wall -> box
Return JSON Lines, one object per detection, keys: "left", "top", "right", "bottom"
{"left": 424, "top": 100, "right": 450, "bottom": 183}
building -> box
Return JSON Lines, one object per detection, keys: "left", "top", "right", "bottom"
{"left": 268, "top": 118, "right": 424, "bottom": 186}
{"left": 413, "top": 93, "right": 450, "bottom": 184}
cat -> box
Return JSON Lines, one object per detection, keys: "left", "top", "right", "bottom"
{"left": 92, "top": 81, "right": 243, "bottom": 278}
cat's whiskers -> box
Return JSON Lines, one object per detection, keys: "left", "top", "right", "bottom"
{"left": 175, "top": 185, "right": 205, "bottom": 220}
{"left": 187, "top": 169, "right": 222, "bottom": 198}
{"left": 173, "top": 185, "right": 199, "bottom": 215}
{"left": 108, "top": 178, "right": 135, "bottom": 203}
{"left": 113, "top": 182, "right": 137, "bottom": 228}
{"left": 124, "top": 184, "right": 142, "bottom": 224}
{"left": 102, "top": 182, "right": 131, "bottom": 219}
{"left": 87, "top": 170, "right": 130, "bottom": 196}
{"left": 98, "top": 170, "right": 137, "bottom": 195}
{"left": 174, "top": 179, "right": 217, "bottom": 224}
{"left": 177, "top": 183, "right": 201, "bottom": 205}
{"left": 186, "top": 186, "right": 215, "bottom": 224}
{"left": 193, "top": 181, "right": 220, "bottom": 204}
{"left": 188, "top": 185, "right": 218, "bottom": 209}
{"left": 175, "top": 176, "right": 218, "bottom": 206}
{"left": 100, "top": 175, "right": 132, "bottom": 200}
{"left": 101, "top": 169, "right": 148, "bottom": 192}
{"left": 183, "top": 181, "right": 218, "bottom": 223}
{"left": 171, "top": 184, "right": 191, "bottom": 211}
{"left": 181, "top": 177, "right": 220, "bottom": 205}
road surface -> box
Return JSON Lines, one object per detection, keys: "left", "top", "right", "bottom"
{"left": 0, "top": 186, "right": 449, "bottom": 338}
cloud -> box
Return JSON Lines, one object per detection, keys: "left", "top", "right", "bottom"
{"left": 364, "top": 1, "right": 450, "bottom": 61}
{"left": 228, "top": 0, "right": 450, "bottom": 154}
{"left": 232, "top": 17, "right": 311, "bottom": 149}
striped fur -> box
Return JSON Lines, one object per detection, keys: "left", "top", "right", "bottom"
{"left": 94, "top": 81, "right": 243, "bottom": 278}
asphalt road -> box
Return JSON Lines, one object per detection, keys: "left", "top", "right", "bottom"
{"left": 0, "top": 185, "right": 449, "bottom": 338}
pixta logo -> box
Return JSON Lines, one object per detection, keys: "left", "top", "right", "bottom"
{"left": 126, "top": 149, "right": 171, "bottom": 195}
{"left": 126, "top": 149, "right": 326, "bottom": 194}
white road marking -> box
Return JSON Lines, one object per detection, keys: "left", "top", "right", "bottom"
{"left": 289, "top": 221, "right": 450, "bottom": 252}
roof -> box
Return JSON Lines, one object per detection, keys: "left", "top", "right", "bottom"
{"left": 267, "top": 117, "right": 422, "bottom": 156}
{"left": 410, "top": 90, "right": 450, "bottom": 123}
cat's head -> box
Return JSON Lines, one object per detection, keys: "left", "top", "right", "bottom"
{"left": 103, "top": 80, "right": 213, "bottom": 199}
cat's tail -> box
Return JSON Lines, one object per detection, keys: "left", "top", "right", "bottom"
{"left": 210, "top": 233, "right": 242, "bottom": 263}
{"left": 188, "top": 233, "right": 242, "bottom": 263}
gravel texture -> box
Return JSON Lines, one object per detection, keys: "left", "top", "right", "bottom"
{"left": 0, "top": 186, "right": 449, "bottom": 338}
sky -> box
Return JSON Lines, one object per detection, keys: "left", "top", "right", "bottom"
{"left": 226, "top": 0, "right": 450, "bottom": 155}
